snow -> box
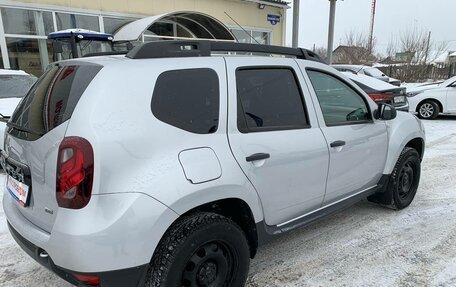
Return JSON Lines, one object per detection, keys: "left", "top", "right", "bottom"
{"left": 1, "top": 117, "right": 456, "bottom": 287}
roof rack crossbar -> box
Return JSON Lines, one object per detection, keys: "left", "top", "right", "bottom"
{"left": 126, "top": 40, "right": 325, "bottom": 63}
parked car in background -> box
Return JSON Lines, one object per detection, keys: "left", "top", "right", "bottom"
{"left": 0, "top": 69, "right": 37, "bottom": 150}
{"left": 333, "top": 64, "right": 401, "bottom": 86}
{"left": 407, "top": 76, "right": 456, "bottom": 119}
{"left": 342, "top": 72, "right": 409, "bottom": 111}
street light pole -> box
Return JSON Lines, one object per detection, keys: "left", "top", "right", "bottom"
{"left": 327, "top": 0, "right": 337, "bottom": 64}
{"left": 292, "top": 0, "right": 300, "bottom": 48}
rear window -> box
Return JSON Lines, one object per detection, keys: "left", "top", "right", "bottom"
{"left": 151, "top": 68, "right": 219, "bottom": 134}
{"left": 9, "top": 64, "right": 102, "bottom": 140}
{"left": 0, "top": 75, "right": 37, "bottom": 98}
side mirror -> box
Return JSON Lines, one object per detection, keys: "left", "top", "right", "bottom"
{"left": 374, "top": 103, "right": 397, "bottom": 121}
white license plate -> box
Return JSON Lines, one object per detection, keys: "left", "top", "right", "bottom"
{"left": 394, "top": 96, "right": 405, "bottom": 103}
{"left": 7, "top": 175, "right": 30, "bottom": 207}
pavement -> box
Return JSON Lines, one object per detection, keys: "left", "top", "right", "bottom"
{"left": 1, "top": 116, "right": 455, "bottom": 287}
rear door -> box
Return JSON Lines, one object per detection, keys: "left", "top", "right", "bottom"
{"left": 226, "top": 57, "right": 329, "bottom": 226}
{"left": 303, "top": 68, "right": 388, "bottom": 205}
{"left": 2, "top": 63, "right": 102, "bottom": 233}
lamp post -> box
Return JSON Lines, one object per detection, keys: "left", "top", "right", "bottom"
{"left": 327, "top": 0, "right": 337, "bottom": 64}
{"left": 292, "top": 0, "right": 300, "bottom": 48}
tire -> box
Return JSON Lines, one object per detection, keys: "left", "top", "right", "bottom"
{"left": 146, "top": 212, "right": 250, "bottom": 287}
{"left": 417, "top": 100, "right": 439, "bottom": 120}
{"left": 389, "top": 147, "right": 421, "bottom": 210}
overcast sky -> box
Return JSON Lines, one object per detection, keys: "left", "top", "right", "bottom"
{"left": 286, "top": 0, "right": 456, "bottom": 55}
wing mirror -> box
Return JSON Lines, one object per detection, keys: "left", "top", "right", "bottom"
{"left": 374, "top": 103, "right": 397, "bottom": 121}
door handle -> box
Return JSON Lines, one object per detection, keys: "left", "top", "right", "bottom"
{"left": 246, "top": 153, "right": 270, "bottom": 162}
{"left": 330, "top": 140, "right": 346, "bottom": 148}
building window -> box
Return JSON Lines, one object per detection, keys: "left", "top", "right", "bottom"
{"left": 231, "top": 28, "right": 271, "bottom": 45}
{"left": 1, "top": 8, "right": 53, "bottom": 36}
{"left": 56, "top": 12, "right": 100, "bottom": 31}
{"left": 6, "top": 38, "right": 53, "bottom": 77}
{"left": 103, "top": 17, "right": 134, "bottom": 34}
{"left": 143, "top": 21, "right": 195, "bottom": 40}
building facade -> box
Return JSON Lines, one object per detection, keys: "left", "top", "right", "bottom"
{"left": 0, "top": 0, "right": 288, "bottom": 76}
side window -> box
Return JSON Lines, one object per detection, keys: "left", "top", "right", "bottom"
{"left": 151, "top": 68, "right": 219, "bottom": 134}
{"left": 236, "top": 68, "right": 309, "bottom": 133}
{"left": 307, "top": 70, "right": 371, "bottom": 125}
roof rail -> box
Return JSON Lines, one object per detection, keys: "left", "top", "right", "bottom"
{"left": 126, "top": 40, "right": 326, "bottom": 63}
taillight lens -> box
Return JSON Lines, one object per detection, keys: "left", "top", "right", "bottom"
{"left": 56, "top": 137, "right": 94, "bottom": 209}
{"left": 72, "top": 274, "right": 100, "bottom": 286}
{"left": 369, "top": 94, "right": 393, "bottom": 102}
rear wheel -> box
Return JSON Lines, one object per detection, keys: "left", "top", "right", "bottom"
{"left": 417, "top": 100, "right": 439, "bottom": 119}
{"left": 146, "top": 212, "right": 250, "bottom": 287}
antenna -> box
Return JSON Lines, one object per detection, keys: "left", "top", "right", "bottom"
{"left": 224, "top": 11, "right": 261, "bottom": 45}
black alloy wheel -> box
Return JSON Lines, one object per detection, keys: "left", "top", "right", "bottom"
{"left": 146, "top": 212, "right": 250, "bottom": 287}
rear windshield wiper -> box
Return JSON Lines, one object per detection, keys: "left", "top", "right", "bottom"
{"left": 0, "top": 113, "right": 10, "bottom": 123}
{"left": 6, "top": 121, "right": 44, "bottom": 136}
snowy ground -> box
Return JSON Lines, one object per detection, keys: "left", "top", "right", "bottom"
{"left": 1, "top": 116, "right": 456, "bottom": 287}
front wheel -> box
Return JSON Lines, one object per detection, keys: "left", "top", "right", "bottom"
{"left": 146, "top": 212, "right": 250, "bottom": 287}
{"left": 417, "top": 100, "right": 439, "bottom": 119}
{"left": 390, "top": 147, "right": 421, "bottom": 209}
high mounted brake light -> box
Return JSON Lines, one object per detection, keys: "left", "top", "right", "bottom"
{"left": 56, "top": 137, "right": 94, "bottom": 209}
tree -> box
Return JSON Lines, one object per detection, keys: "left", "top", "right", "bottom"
{"left": 313, "top": 46, "right": 327, "bottom": 61}
{"left": 332, "top": 30, "right": 377, "bottom": 64}
{"left": 384, "top": 25, "right": 449, "bottom": 82}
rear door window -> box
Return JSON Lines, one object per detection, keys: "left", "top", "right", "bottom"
{"left": 151, "top": 68, "right": 220, "bottom": 134}
{"left": 9, "top": 64, "right": 102, "bottom": 140}
{"left": 236, "top": 68, "right": 309, "bottom": 133}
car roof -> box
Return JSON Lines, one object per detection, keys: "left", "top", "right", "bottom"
{"left": 342, "top": 71, "right": 398, "bottom": 91}
{"left": 0, "top": 69, "right": 30, "bottom": 76}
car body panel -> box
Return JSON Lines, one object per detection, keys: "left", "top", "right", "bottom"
{"left": 224, "top": 57, "right": 329, "bottom": 226}
{"left": 298, "top": 62, "right": 388, "bottom": 205}
{"left": 3, "top": 122, "right": 69, "bottom": 233}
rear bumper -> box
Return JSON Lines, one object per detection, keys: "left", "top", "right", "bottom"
{"left": 8, "top": 222, "right": 148, "bottom": 287}
{"left": 3, "top": 189, "right": 179, "bottom": 281}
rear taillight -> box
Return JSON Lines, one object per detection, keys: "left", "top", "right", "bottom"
{"left": 368, "top": 94, "right": 393, "bottom": 102}
{"left": 72, "top": 274, "right": 100, "bottom": 286}
{"left": 56, "top": 137, "right": 94, "bottom": 209}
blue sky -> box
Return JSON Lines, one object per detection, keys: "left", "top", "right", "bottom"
{"left": 286, "top": 0, "right": 456, "bottom": 54}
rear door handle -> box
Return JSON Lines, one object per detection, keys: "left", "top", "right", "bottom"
{"left": 330, "top": 140, "right": 346, "bottom": 148}
{"left": 246, "top": 153, "right": 270, "bottom": 162}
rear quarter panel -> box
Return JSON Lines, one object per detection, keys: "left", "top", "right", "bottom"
{"left": 65, "top": 57, "right": 264, "bottom": 223}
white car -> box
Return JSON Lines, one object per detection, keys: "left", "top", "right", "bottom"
{"left": 407, "top": 76, "right": 456, "bottom": 119}
{"left": 333, "top": 65, "right": 401, "bottom": 86}
{"left": 0, "top": 69, "right": 36, "bottom": 149}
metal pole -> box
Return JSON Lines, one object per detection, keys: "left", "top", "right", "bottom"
{"left": 327, "top": 0, "right": 337, "bottom": 64}
{"left": 368, "top": 0, "right": 377, "bottom": 54}
{"left": 292, "top": 0, "right": 300, "bottom": 48}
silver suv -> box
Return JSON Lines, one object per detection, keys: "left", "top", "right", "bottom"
{"left": 2, "top": 41, "right": 425, "bottom": 287}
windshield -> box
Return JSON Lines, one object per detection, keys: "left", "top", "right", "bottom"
{"left": 0, "top": 75, "right": 37, "bottom": 98}
{"left": 57, "top": 40, "right": 113, "bottom": 60}
{"left": 440, "top": 76, "right": 456, "bottom": 87}
{"left": 364, "top": 68, "right": 385, "bottom": 77}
